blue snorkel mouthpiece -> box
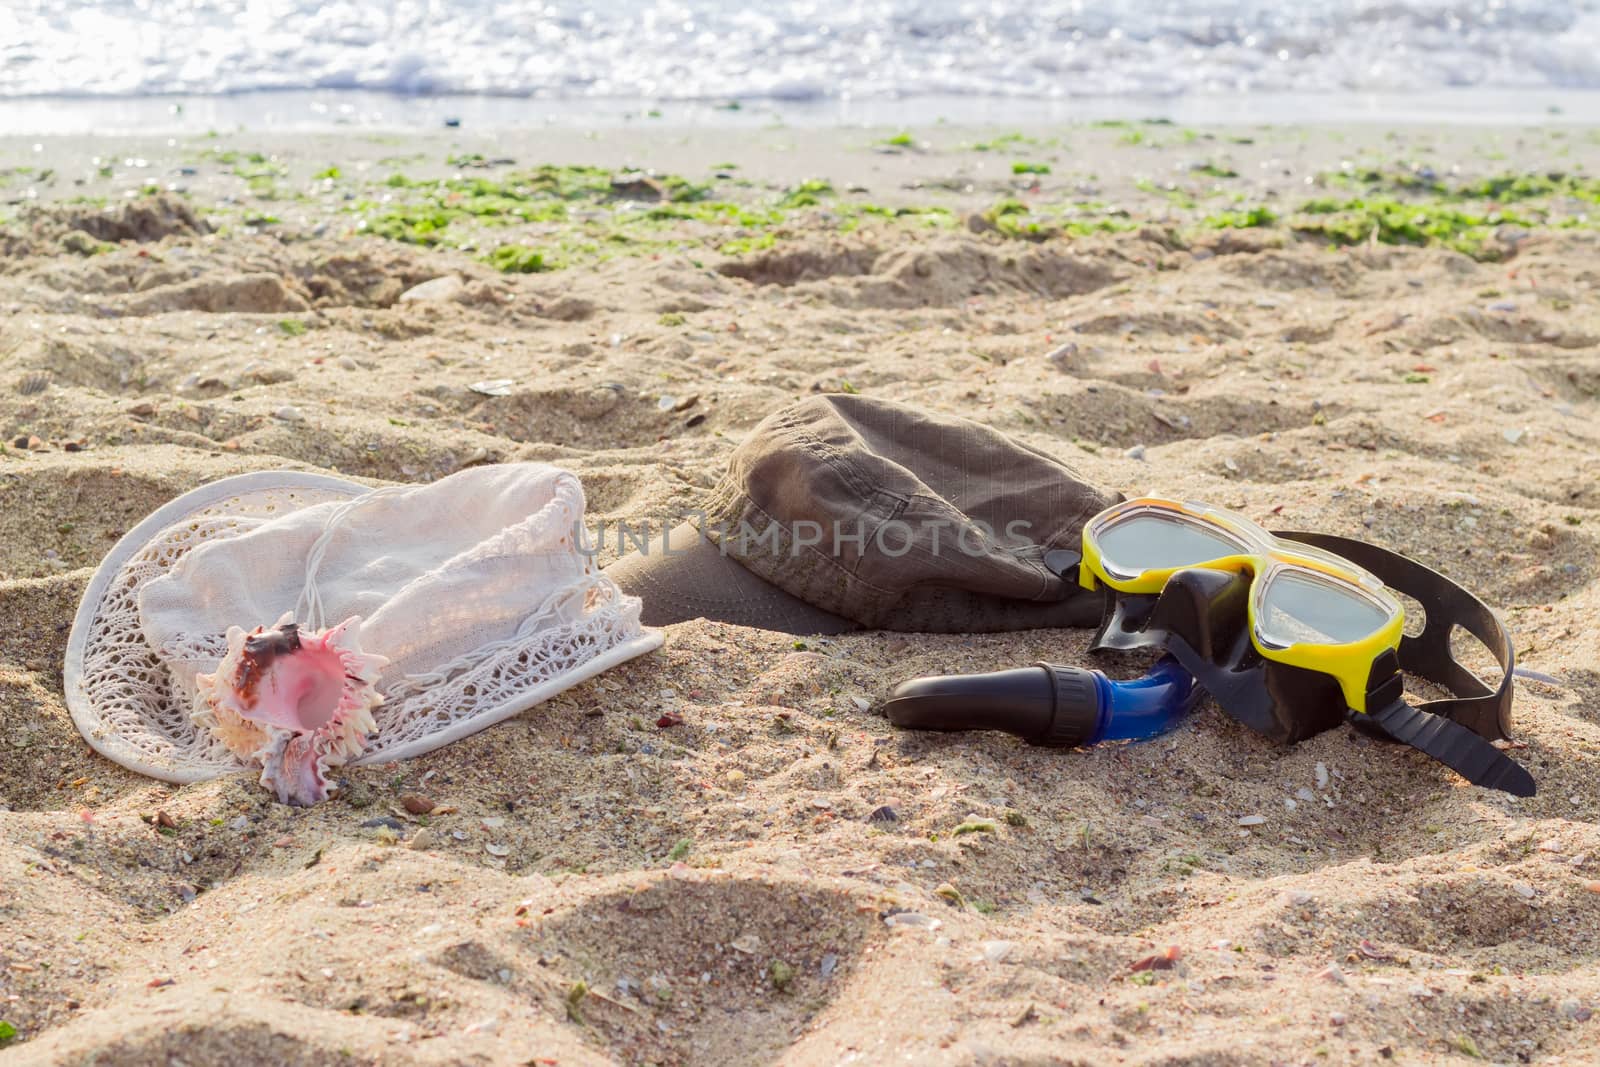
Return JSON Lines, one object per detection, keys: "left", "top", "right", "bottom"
{"left": 881, "top": 655, "right": 1196, "bottom": 748}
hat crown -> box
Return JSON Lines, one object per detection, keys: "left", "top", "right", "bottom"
{"left": 703, "top": 395, "right": 1119, "bottom": 630}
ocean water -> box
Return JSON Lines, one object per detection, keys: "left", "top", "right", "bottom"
{"left": 6, "top": 0, "right": 1600, "bottom": 103}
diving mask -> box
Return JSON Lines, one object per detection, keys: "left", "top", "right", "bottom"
{"left": 1082, "top": 497, "right": 1533, "bottom": 796}
{"left": 1081, "top": 499, "right": 1403, "bottom": 714}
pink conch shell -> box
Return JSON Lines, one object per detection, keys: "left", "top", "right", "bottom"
{"left": 194, "top": 613, "right": 388, "bottom": 806}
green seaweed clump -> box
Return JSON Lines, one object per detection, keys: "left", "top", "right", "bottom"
{"left": 1202, "top": 206, "right": 1277, "bottom": 229}
{"left": 1457, "top": 172, "right": 1600, "bottom": 205}
{"left": 720, "top": 232, "right": 777, "bottom": 255}
{"left": 1288, "top": 197, "right": 1530, "bottom": 259}
{"left": 985, "top": 199, "right": 1055, "bottom": 240}
{"left": 779, "top": 179, "right": 834, "bottom": 208}
{"left": 485, "top": 244, "right": 550, "bottom": 273}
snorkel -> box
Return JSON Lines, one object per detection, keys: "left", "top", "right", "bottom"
{"left": 882, "top": 655, "right": 1199, "bottom": 748}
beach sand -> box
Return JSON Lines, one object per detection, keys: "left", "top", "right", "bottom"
{"left": 2, "top": 121, "right": 1599, "bottom": 1065}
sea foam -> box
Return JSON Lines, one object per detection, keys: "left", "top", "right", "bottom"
{"left": 4, "top": 0, "right": 1599, "bottom": 101}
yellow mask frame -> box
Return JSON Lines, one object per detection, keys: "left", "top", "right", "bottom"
{"left": 1079, "top": 497, "right": 1404, "bottom": 714}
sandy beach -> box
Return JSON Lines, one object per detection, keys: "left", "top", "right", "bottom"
{"left": 2, "top": 120, "right": 1599, "bottom": 1065}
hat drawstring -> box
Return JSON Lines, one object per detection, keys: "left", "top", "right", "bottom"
{"left": 296, "top": 486, "right": 409, "bottom": 631}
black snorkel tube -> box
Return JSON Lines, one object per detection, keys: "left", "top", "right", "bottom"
{"left": 881, "top": 654, "right": 1199, "bottom": 748}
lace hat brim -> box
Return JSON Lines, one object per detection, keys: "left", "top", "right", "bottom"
{"left": 64, "top": 470, "right": 663, "bottom": 784}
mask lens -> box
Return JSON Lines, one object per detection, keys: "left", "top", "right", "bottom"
{"left": 1257, "top": 568, "right": 1394, "bottom": 647}
{"left": 1095, "top": 511, "right": 1247, "bottom": 579}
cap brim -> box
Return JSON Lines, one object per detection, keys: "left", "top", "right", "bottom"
{"left": 604, "top": 521, "right": 860, "bottom": 636}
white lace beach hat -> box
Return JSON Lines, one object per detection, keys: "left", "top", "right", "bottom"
{"left": 63, "top": 463, "right": 662, "bottom": 802}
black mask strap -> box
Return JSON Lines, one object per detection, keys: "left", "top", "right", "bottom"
{"left": 1275, "top": 532, "right": 1514, "bottom": 741}
{"left": 1361, "top": 698, "right": 1534, "bottom": 796}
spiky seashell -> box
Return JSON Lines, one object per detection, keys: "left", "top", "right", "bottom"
{"left": 194, "top": 612, "right": 387, "bottom": 806}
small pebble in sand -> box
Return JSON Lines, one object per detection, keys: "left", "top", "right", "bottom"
{"left": 867, "top": 805, "right": 898, "bottom": 824}
{"left": 1045, "top": 343, "right": 1078, "bottom": 367}
{"left": 272, "top": 405, "right": 304, "bottom": 422}
{"left": 730, "top": 934, "right": 761, "bottom": 954}
{"left": 399, "top": 275, "right": 463, "bottom": 303}
{"left": 1129, "top": 946, "right": 1182, "bottom": 972}
{"left": 884, "top": 912, "right": 940, "bottom": 930}
{"left": 1512, "top": 882, "right": 1536, "bottom": 899}
{"left": 245, "top": 362, "right": 294, "bottom": 385}
{"left": 981, "top": 940, "right": 1017, "bottom": 963}
{"left": 1237, "top": 814, "right": 1266, "bottom": 826}
{"left": 819, "top": 953, "right": 839, "bottom": 978}
{"left": 406, "top": 829, "right": 435, "bottom": 851}
{"left": 1315, "top": 763, "right": 1330, "bottom": 789}
{"left": 400, "top": 794, "right": 435, "bottom": 815}
{"left": 1125, "top": 444, "right": 1147, "bottom": 461}
{"left": 1316, "top": 964, "right": 1347, "bottom": 984}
